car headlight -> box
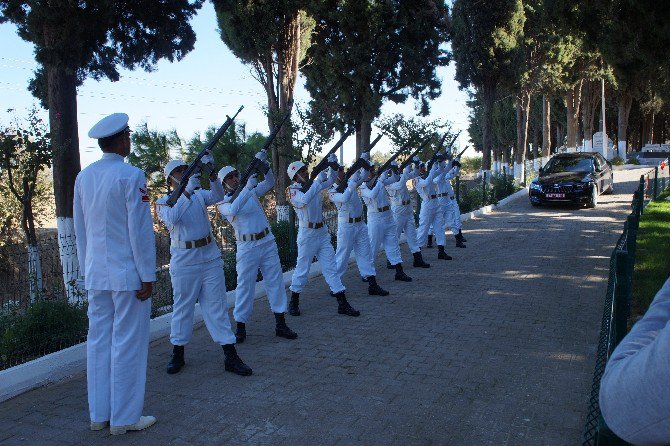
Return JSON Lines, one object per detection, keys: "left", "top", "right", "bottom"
{"left": 530, "top": 182, "right": 542, "bottom": 191}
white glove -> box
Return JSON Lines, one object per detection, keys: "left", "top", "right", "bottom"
{"left": 327, "top": 153, "right": 338, "bottom": 164}
{"left": 361, "top": 152, "right": 370, "bottom": 161}
{"left": 185, "top": 173, "right": 200, "bottom": 194}
{"left": 317, "top": 170, "right": 328, "bottom": 183}
{"left": 348, "top": 170, "right": 361, "bottom": 186}
{"left": 201, "top": 153, "right": 214, "bottom": 166}
{"left": 412, "top": 155, "right": 420, "bottom": 163}
{"left": 245, "top": 174, "right": 258, "bottom": 190}
{"left": 403, "top": 165, "right": 412, "bottom": 175}
{"left": 255, "top": 150, "right": 267, "bottom": 162}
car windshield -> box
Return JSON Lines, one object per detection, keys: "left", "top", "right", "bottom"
{"left": 543, "top": 157, "right": 593, "bottom": 173}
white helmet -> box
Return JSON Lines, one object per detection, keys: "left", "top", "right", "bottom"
{"left": 164, "top": 159, "right": 187, "bottom": 179}
{"left": 287, "top": 161, "right": 306, "bottom": 181}
{"left": 218, "top": 165, "right": 237, "bottom": 182}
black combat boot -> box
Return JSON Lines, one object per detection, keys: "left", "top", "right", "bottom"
{"left": 455, "top": 236, "right": 466, "bottom": 248}
{"left": 235, "top": 322, "right": 246, "bottom": 343}
{"left": 456, "top": 230, "right": 467, "bottom": 243}
{"left": 367, "top": 275, "right": 390, "bottom": 296}
{"left": 167, "top": 345, "right": 185, "bottom": 375}
{"left": 426, "top": 234, "right": 434, "bottom": 248}
{"left": 222, "top": 344, "right": 253, "bottom": 376}
{"left": 288, "top": 292, "right": 300, "bottom": 316}
{"left": 412, "top": 251, "right": 431, "bottom": 268}
{"left": 334, "top": 291, "right": 360, "bottom": 316}
{"left": 274, "top": 312, "right": 298, "bottom": 339}
{"left": 437, "top": 245, "right": 453, "bottom": 260}
{"left": 394, "top": 263, "right": 412, "bottom": 282}
{"left": 386, "top": 259, "right": 394, "bottom": 269}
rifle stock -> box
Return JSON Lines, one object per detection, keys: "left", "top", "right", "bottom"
{"left": 165, "top": 105, "right": 244, "bottom": 207}
{"left": 398, "top": 136, "right": 434, "bottom": 171}
{"left": 364, "top": 135, "right": 421, "bottom": 188}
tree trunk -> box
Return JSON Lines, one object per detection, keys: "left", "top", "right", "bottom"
{"left": 617, "top": 91, "right": 633, "bottom": 156}
{"left": 355, "top": 109, "right": 372, "bottom": 158}
{"left": 21, "top": 180, "right": 43, "bottom": 302}
{"left": 480, "top": 81, "right": 495, "bottom": 172}
{"left": 542, "top": 95, "right": 551, "bottom": 158}
{"left": 581, "top": 80, "right": 600, "bottom": 151}
{"left": 653, "top": 112, "right": 663, "bottom": 144}
{"left": 47, "top": 63, "right": 82, "bottom": 301}
{"left": 565, "top": 81, "right": 583, "bottom": 151}
{"left": 515, "top": 92, "right": 531, "bottom": 184}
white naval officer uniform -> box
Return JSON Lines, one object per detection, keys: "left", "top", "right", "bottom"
{"left": 442, "top": 164, "right": 463, "bottom": 235}
{"left": 414, "top": 162, "right": 445, "bottom": 247}
{"left": 74, "top": 150, "right": 156, "bottom": 427}
{"left": 217, "top": 169, "right": 287, "bottom": 323}
{"left": 156, "top": 178, "right": 236, "bottom": 347}
{"left": 359, "top": 172, "right": 403, "bottom": 266}
{"left": 386, "top": 164, "right": 421, "bottom": 254}
{"left": 328, "top": 172, "right": 376, "bottom": 280}
{"left": 287, "top": 168, "right": 345, "bottom": 294}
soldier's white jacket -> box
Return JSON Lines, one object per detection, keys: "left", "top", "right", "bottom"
{"left": 287, "top": 168, "right": 337, "bottom": 226}
{"left": 359, "top": 173, "right": 398, "bottom": 216}
{"left": 386, "top": 166, "right": 420, "bottom": 209}
{"left": 435, "top": 162, "right": 459, "bottom": 198}
{"left": 74, "top": 153, "right": 156, "bottom": 291}
{"left": 413, "top": 163, "right": 441, "bottom": 207}
{"left": 156, "top": 179, "right": 226, "bottom": 266}
{"left": 328, "top": 180, "right": 364, "bottom": 221}
{"left": 217, "top": 170, "right": 276, "bottom": 247}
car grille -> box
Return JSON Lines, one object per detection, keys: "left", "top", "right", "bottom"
{"left": 541, "top": 184, "right": 574, "bottom": 194}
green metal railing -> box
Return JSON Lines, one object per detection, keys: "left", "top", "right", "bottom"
{"left": 583, "top": 165, "right": 669, "bottom": 446}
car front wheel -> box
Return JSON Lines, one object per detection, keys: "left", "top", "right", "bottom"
{"left": 587, "top": 184, "right": 598, "bottom": 208}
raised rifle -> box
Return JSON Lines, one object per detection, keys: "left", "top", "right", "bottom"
{"left": 364, "top": 135, "right": 421, "bottom": 188}
{"left": 333, "top": 133, "right": 386, "bottom": 193}
{"left": 367, "top": 133, "right": 383, "bottom": 152}
{"left": 228, "top": 111, "right": 292, "bottom": 202}
{"left": 165, "top": 105, "right": 244, "bottom": 207}
{"left": 455, "top": 145, "right": 469, "bottom": 158}
{"left": 425, "top": 133, "right": 451, "bottom": 172}
{"left": 300, "top": 128, "right": 354, "bottom": 192}
{"left": 397, "top": 136, "right": 435, "bottom": 172}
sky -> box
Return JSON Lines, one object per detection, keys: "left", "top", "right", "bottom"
{"left": 0, "top": 2, "right": 473, "bottom": 168}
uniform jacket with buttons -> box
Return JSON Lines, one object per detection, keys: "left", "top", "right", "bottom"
{"left": 287, "top": 168, "right": 337, "bottom": 227}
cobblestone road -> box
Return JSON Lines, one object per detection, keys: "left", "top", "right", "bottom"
{"left": 0, "top": 168, "right": 650, "bottom": 445}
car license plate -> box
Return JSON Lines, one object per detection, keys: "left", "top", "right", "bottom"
{"left": 545, "top": 193, "right": 565, "bottom": 199}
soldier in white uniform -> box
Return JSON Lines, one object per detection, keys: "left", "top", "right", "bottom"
{"left": 216, "top": 153, "right": 298, "bottom": 343}
{"left": 328, "top": 166, "right": 389, "bottom": 296}
{"left": 156, "top": 158, "right": 252, "bottom": 377}
{"left": 385, "top": 158, "right": 431, "bottom": 269}
{"left": 433, "top": 158, "right": 466, "bottom": 248}
{"left": 415, "top": 160, "right": 452, "bottom": 260}
{"left": 446, "top": 158, "right": 467, "bottom": 245}
{"left": 74, "top": 113, "right": 157, "bottom": 435}
{"left": 286, "top": 155, "right": 360, "bottom": 317}
{"left": 359, "top": 163, "right": 413, "bottom": 282}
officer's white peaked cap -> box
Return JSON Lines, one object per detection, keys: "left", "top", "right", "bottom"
{"left": 88, "top": 113, "right": 129, "bottom": 139}
{"left": 287, "top": 161, "right": 305, "bottom": 180}
{"left": 164, "top": 159, "right": 187, "bottom": 179}
{"left": 218, "top": 166, "right": 237, "bottom": 182}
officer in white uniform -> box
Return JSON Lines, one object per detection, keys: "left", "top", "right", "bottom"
{"left": 216, "top": 153, "right": 298, "bottom": 343}
{"left": 446, "top": 158, "right": 467, "bottom": 244}
{"left": 434, "top": 158, "right": 466, "bottom": 248}
{"left": 385, "top": 158, "right": 431, "bottom": 268}
{"left": 156, "top": 158, "right": 252, "bottom": 377}
{"left": 286, "top": 155, "right": 360, "bottom": 317}
{"left": 414, "top": 160, "right": 452, "bottom": 260}
{"left": 328, "top": 165, "right": 389, "bottom": 296}
{"left": 359, "top": 163, "right": 412, "bottom": 282}
{"left": 74, "top": 113, "right": 157, "bottom": 435}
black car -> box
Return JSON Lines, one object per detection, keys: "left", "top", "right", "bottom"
{"left": 529, "top": 152, "right": 614, "bottom": 208}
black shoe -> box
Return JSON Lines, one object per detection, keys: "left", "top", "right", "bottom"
{"left": 457, "top": 230, "right": 467, "bottom": 243}
{"left": 412, "top": 251, "right": 431, "bottom": 268}
{"left": 367, "top": 275, "right": 390, "bottom": 296}
{"left": 288, "top": 292, "right": 300, "bottom": 316}
{"left": 386, "top": 260, "right": 394, "bottom": 269}
{"left": 438, "top": 245, "right": 453, "bottom": 260}
{"left": 167, "top": 345, "right": 185, "bottom": 375}
{"left": 427, "top": 234, "right": 434, "bottom": 248}
{"left": 235, "top": 322, "right": 246, "bottom": 343}
{"left": 394, "top": 264, "right": 412, "bottom": 282}
{"left": 223, "top": 344, "right": 253, "bottom": 376}
{"left": 274, "top": 312, "right": 298, "bottom": 339}
{"left": 334, "top": 291, "right": 360, "bottom": 317}
{"left": 455, "top": 238, "right": 466, "bottom": 248}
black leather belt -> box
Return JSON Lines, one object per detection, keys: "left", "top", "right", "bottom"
{"left": 348, "top": 216, "right": 363, "bottom": 223}
{"left": 171, "top": 235, "right": 212, "bottom": 249}
{"left": 438, "top": 193, "right": 448, "bottom": 197}
{"left": 237, "top": 227, "right": 270, "bottom": 242}
{"left": 401, "top": 200, "right": 411, "bottom": 206}
{"left": 306, "top": 222, "right": 324, "bottom": 229}
{"left": 377, "top": 205, "right": 390, "bottom": 212}
{"left": 429, "top": 194, "right": 438, "bottom": 199}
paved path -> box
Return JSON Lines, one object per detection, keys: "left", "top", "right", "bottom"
{"left": 0, "top": 168, "right": 649, "bottom": 445}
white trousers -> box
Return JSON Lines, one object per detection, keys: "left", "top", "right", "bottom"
{"left": 335, "top": 221, "right": 376, "bottom": 279}
{"left": 367, "top": 212, "right": 403, "bottom": 266}
{"left": 234, "top": 240, "right": 287, "bottom": 323}
{"left": 392, "top": 206, "right": 420, "bottom": 254}
{"left": 87, "top": 290, "right": 150, "bottom": 426}
{"left": 417, "top": 202, "right": 445, "bottom": 247}
{"left": 446, "top": 197, "right": 462, "bottom": 233}
{"left": 169, "top": 258, "right": 236, "bottom": 346}
{"left": 290, "top": 226, "right": 345, "bottom": 294}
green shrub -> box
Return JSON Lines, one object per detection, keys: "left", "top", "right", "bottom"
{"left": 0, "top": 299, "right": 88, "bottom": 370}
{"left": 460, "top": 156, "right": 482, "bottom": 174}
{"left": 612, "top": 156, "right": 625, "bottom": 166}
{"left": 627, "top": 157, "right": 641, "bottom": 165}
